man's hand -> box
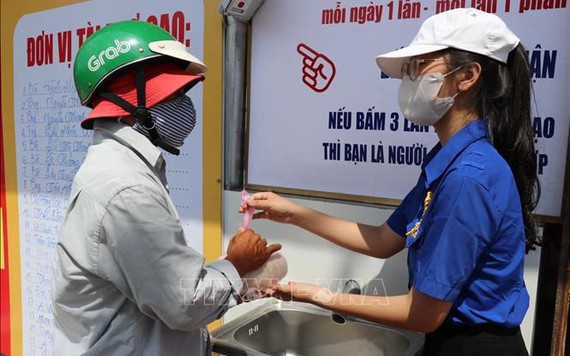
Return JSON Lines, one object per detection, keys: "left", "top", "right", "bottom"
{"left": 225, "top": 229, "right": 282, "bottom": 277}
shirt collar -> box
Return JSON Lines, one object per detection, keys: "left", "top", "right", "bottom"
{"left": 93, "top": 119, "right": 164, "bottom": 172}
{"left": 423, "top": 119, "right": 488, "bottom": 187}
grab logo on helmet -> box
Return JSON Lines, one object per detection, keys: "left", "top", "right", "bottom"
{"left": 87, "top": 39, "right": 131, "bottom": 72}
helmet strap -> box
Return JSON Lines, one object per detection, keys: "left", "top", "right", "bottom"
{"left": 99, "top": 66, "right": 180, "bottom": 155}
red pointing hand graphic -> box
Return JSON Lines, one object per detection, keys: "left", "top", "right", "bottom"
{"left": 297, "top": 43, "right": 336, "bottom": 93}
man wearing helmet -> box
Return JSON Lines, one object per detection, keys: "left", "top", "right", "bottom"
{"left": 51, "top": 20, "right": 280, "bottom": 355}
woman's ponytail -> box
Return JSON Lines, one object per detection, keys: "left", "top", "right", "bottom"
{"left": 449, "top": 44, "right": 541, "bottom": 251}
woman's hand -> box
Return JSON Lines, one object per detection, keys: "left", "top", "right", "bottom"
{"left": 239, "top": 192, "right": 302, "bottom": 225}
{"left": 269, "top": 281, "right": 336, "bottom": 305}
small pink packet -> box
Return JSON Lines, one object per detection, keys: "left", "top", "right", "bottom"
{"left": 240, "top": 190, "right": 255, "bottom": 230}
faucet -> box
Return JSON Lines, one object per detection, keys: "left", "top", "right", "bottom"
{"left": 331, "top": 279, "right": 361, "bottom": 324}
{"left": 342, "top": 279, "right": 362, "bottom": 295}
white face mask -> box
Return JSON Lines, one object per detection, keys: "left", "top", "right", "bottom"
{"left": 397, "top": 68, "right": 460, "bottom": 126}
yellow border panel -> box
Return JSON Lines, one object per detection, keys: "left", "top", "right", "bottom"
{"left": 202, "top": 1, "right": 223, "bottom": 265}
{"left": 202, "top": 0, "right": 224, "bottom": 333}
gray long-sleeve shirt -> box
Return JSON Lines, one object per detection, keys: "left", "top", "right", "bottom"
{"left": 51, "top": 120, "right": 242, "bottom": 355}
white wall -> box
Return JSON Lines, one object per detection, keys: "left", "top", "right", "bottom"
{"left": 221, "top": 190, "right": 540, "bottom": 350}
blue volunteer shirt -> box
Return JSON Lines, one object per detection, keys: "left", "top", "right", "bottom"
{"left": 387, "top": 119, "right": 529, "bottom": 327}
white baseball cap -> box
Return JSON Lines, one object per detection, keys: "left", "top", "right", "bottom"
{"left": 376, "top": 8, "right": 520, "bottom": 78}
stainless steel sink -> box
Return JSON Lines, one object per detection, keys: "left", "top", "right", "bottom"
{"left": 211, "top": 299, "right": 424, "bottom": 356}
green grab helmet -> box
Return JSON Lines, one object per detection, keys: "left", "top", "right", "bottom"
{"left": 73, "top": 20, "right": 207, "bottom": 107}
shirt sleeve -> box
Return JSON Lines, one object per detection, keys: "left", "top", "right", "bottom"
{"left": 98, "top": 184, "right": 241, "bottom": 331}
{"left": 410, "top": 173, "right": 500, "bottom": 302}
{"left": 387, "top": 180, "right": 425, "bottom": 237}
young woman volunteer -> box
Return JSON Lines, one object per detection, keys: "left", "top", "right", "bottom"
{"left": 241, "top": 8, "right": 539, "bottom": 356}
